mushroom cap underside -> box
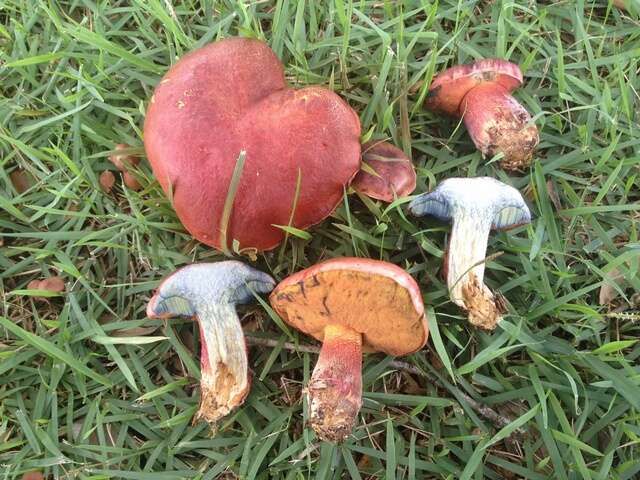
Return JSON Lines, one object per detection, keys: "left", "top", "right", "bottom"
{"left": 408, "top": 177, "right": 531, "bottom": 231}
{"left": 269, "top": 258, "right": 428, "bottom": 355}
{"left": 425, "top": 59, "right": 524, "bottom": 116}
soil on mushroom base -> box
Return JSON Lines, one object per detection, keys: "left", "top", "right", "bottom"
{"left": 482, "top": 103, "right": 539, "bottom": 171}
{"left": 461, "top": 273, "right": 507, "bottom": 330}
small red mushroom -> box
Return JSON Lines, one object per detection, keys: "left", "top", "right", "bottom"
{"left": 425, "top": 59, "right": 539, "bottom": 172}
{"left": 269, "top": 258, "right": 428, "bottom": 442}
{"left": 351, "top": 141, "right": 416, "bottom": 202}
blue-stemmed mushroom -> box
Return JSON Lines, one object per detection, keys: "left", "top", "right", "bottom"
{"left": 147, "top": 261, "right": 275, "bottom": 425}
{"left": 409, "top": 177, "right": 531, "bottom": 330}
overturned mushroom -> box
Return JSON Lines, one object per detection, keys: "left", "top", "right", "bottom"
{"left": 146, "top": 261, "right": 275, "bottom": 424}
{"left": 409, "top": 177, "right": 530, "bottom": 330}
{"left": 425, "top": 59, "right": 539, "bottom": 172}
{"left": 351, "top": 141, "right": 416, "bottom": 202}
{"left": 270, "top": 258, "right": 428, "bottom": 442}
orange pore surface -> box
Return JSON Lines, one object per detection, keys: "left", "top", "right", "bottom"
{"left": 144, "top": 37, "right": 361, "bottom": 252}
{"left": 270, "top": 258, "right": 428, "bottom": 356}
{"left": 425, "top": 59, "right": 523, "bottom": 116}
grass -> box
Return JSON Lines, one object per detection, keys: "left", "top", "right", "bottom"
{"left": 1, "top": 0, "right": 639, "bottom": 478}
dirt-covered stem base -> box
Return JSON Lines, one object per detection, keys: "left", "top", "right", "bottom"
{"left": 307, "top": 324, "right": 363, "bottom": 443}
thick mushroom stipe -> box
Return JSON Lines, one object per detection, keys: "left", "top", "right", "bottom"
{"left": 144, "top": 37, "right": 361, "bottom": 252}
{"left": 146, "top": 262, "right": 275, "bottom": 425}
{"left": 425, "top": 59, "right": 539, "bottom": 172}
{"left": 409, "top": 177, "right": 530, "bottom": 330}
{"left": 461, "top": 83, "right": 539, "bottom": 171}
{"left": 270, "top": 257, "right": 427, "bottom": 442}
{"left": 352, "top": 141, "right": 416, "bottom": 202}
{"left": 307, "top": 324, "right": 363, "bottom": 442}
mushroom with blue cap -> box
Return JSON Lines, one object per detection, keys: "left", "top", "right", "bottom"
{"left": 146, "top": 261, "right": 275, "bottom": 425}
{"left": 409, "top": 177, "right": 531, "bottom": 330}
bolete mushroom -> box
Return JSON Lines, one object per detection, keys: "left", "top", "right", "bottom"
{"left": 425, "top": 59, "right": 539, "bottom": 172}
{"left": 409, "top": 177, "right": 531, "bottom": 330}
{"left": 144, "top": 37, "right": 362, "bottom": 252}
{"left": 269, "top": 258, "right": 428, "bottom": 442}
{"left": 351, "top": 141, "right": 417, "bottom": 202}
{"left": 146, "top": 261, "right": 275, "bottom": 424}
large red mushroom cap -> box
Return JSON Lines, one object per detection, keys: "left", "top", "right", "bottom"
{"left": 351, "top": 141, "right": 416, "bottom": 202}
{"left": 270, "top": 257, "right": 427, "bottom": 442}
{"left": 425, "top": 59, "right": 538, "bottom": 171}
{"left": 144, "top": 38, "right": 361, "bottom": 252}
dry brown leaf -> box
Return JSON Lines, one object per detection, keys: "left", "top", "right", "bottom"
{"left": 599, "top": 267, "right": 625, "bottom": 305}
{"left": 39, "top": 277, "right": 65, "bottom": 293}
{"left": 109, "top": 143, "right": 140, "bottom": 171}
{"left": 99, "top": 170, "right": 116, "bottom": 193}
{"left": 614, "top": 0, "right": 627, "bottom": 10}
{"left": 10, "top": 169, "right": 34, "bottom": 194}
{"left": 546, "top": 179, "right": 563, "bottom": 211}
{"left": 111, "top": 325, "right": 159, "bottom": 337}
{"left": 22, "top": 472, "right": 44, "bottom": 480}
{"left": 123, "top": 171, "right": 142, "bottom": 190}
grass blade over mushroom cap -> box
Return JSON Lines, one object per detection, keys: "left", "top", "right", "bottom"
{"left": 409, "top": 177, "right": 531, "bottom": 330}
{"left": 143, "top": 37, "right": 362, "bottom": 252}
{"left": 269, "top": 257, "right": 428, "bottom": 443}
{"left": 146, "top": 261, "right": 275, "bottom": 425}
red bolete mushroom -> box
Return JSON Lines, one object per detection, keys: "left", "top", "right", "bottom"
{"left": 409, "top": 177, "right": 531, "bottom": 330}
{"left": 146, "top": 261, "right": 275, "bottom": 424}
{"left": 351, "top": 141, "right": 417, "bottom": 202}
{"left": 144, "top": 37, "right": 361, "bottom": 252}
{"left": 425, "top": 59, "right": 539, "bottom": 172}
{"left": 269, "top": 258, "right": 428, "bottom": 442}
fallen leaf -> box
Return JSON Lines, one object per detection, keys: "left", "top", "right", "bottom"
{"left": 123, "top": 171, "right": 142, "bottom": 190}
{"left": 99, "top": 170, "right": 116, "bottom": 193}
{"left": 109, "top": 143, "right": 140, "bottom": 171}
{"left": 22, "top": 472, "right": 44, "bottom": 480}
{"left": 10, "top": 169, "right": 34, "bottom": 194}
{"left": 39, "top": 277, "right": 65, "bottom": 293}
{"left": 614, "top": 0, "right": 627, "bottom": 10}
{"left": 546, "top": 179, "right": 563, "bottom": 212}
{"left": 599, "top": 267, "right": 625, "bottom": 305}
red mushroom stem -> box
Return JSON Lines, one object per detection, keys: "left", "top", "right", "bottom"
{"left": 460, "top": 83, "right": 538, "bottom": 171}
{"left": 307, "top": 324, "right": 363, "bottom": 442}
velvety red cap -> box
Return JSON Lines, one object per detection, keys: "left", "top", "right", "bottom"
{"left": 351, "top": 141, "right": 416, "bottom": 202}
{"left": 144, "top": 38, "right": 361, "bottom": 251}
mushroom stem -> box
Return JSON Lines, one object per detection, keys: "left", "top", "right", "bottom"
{"left": 308, "top": 324, "right": 362, "bottom": 443}
{"left": 447, "top": 214, "right": 502, "bottom": 329}
{"left": 461, "top": 83, "right": 538, "bottom": 172}
{"left": 146, "top": 262, "right": 275, "bottom": 426}
{"left": 195, "top": 303, "right": 249, "bottom": 424}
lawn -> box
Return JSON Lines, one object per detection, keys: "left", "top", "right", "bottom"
{"left": 1, "top": 1, "right": 639, "bottom": 479}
